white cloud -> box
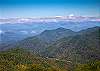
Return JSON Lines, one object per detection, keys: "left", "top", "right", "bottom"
{"left": 69, "top": 14, "right": 74, "bottom": 17}
{"left": 0, "top": 30, "right": 4, "bottom": 34}
{"left": 20, "top": 31, "right": 28, "bottom": 34}
{"left": 31, "top": 31, "right": 36, "bottom": 34}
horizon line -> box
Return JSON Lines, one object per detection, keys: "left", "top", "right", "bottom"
{"left": 0, "top": 15, "right": 100, "bottom": 19}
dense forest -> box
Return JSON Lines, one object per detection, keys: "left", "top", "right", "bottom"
{"left": 0, "top": 48, "right": 100, "bottom": 71}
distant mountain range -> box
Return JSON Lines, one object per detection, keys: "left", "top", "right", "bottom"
{"left": 0, "top": 27, "right": 75, "bottom": 50}
{"left": 0, "top": 20, "right": 100, "bottom": 44}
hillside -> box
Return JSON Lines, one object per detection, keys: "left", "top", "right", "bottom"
{"left": 0, "top": 27, "right": 76, "bottom": 51}
{"left": 41, "top": 26, "right": 100, "bottom": 63}
{"left": 0, "top": 48, "right": 70, "bottom": 71}
{"left": 12, "top": 27, "right": 100, "bottom": 64}
{"left": 37, "top": 27, "right": 76, "bottom": 43}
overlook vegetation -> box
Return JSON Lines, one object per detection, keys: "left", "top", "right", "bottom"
{"left": 0, "top": 48, "right": 100, "bottom": 71}
{"left": 0, "top": 48, "right": 69, "bottom": 71}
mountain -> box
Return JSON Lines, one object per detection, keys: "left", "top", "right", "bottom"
{"left": 41, "top": 26, "right": 100, "bottom": 63}
{"left": 12, "top": 27, "right": 100, "bottom": 63}
{"left": 0, "top": 26, "right": 100, "bottom": 71}
{"left": 0, "top": 27, "right": 75, "bottom": 51}
{"left": 0, "top": 20, "right": 100, "bottom": 45}
{"left": 10, "top": 27, "right": 75, "bottom": 52}
{"left": 37, "top": 27, "right": 76, "bottom": 43}
{"left": 16, "top": 37, "right": 48, "bottom": 53}
{"left": 0, "top": 23, "right": 38, "bottom": 44}
{"left": 0, "top": 31, "right": 30, "bottom": 44}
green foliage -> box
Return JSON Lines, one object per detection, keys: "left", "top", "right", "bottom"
{"left": 0, "top": 48, "right": 68, "bottom": 71}
{"left": 75, "top": 61, "right": 100, "bottom": 71}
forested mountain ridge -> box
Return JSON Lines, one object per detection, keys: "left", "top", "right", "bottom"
{"left": 0, "top": 26, "right": 100, "bottom": 71}
{"left": 37, "top": 27, "right": 76, "bottom": 43}
{"left": 41, "top": 27, "right": 100, "bottom": 62}
{"left": 0, "top": 27, "right": 76, "bottom": 51}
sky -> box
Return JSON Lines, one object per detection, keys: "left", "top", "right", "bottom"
{"left": 0, "top": 0, "right": 100, "bottom": 18}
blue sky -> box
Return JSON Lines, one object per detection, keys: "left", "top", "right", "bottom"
{"left": 0, "top": 0, "right": 100, "bottom": 18}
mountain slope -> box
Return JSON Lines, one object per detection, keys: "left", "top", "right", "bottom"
{"left": 37, "top": 27, "right": 76, "bottom": 43}
{"left": 0, "top": 48, "right": 70, "bottom": 71}
{"left": 1, "top": 27, "right": 76, "bottom": 51}
{"left": 16, "top": 37, "right": 48, "bottom": 53}
{"left": 41, "top": 26, "right": 100, "bottom": 63}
